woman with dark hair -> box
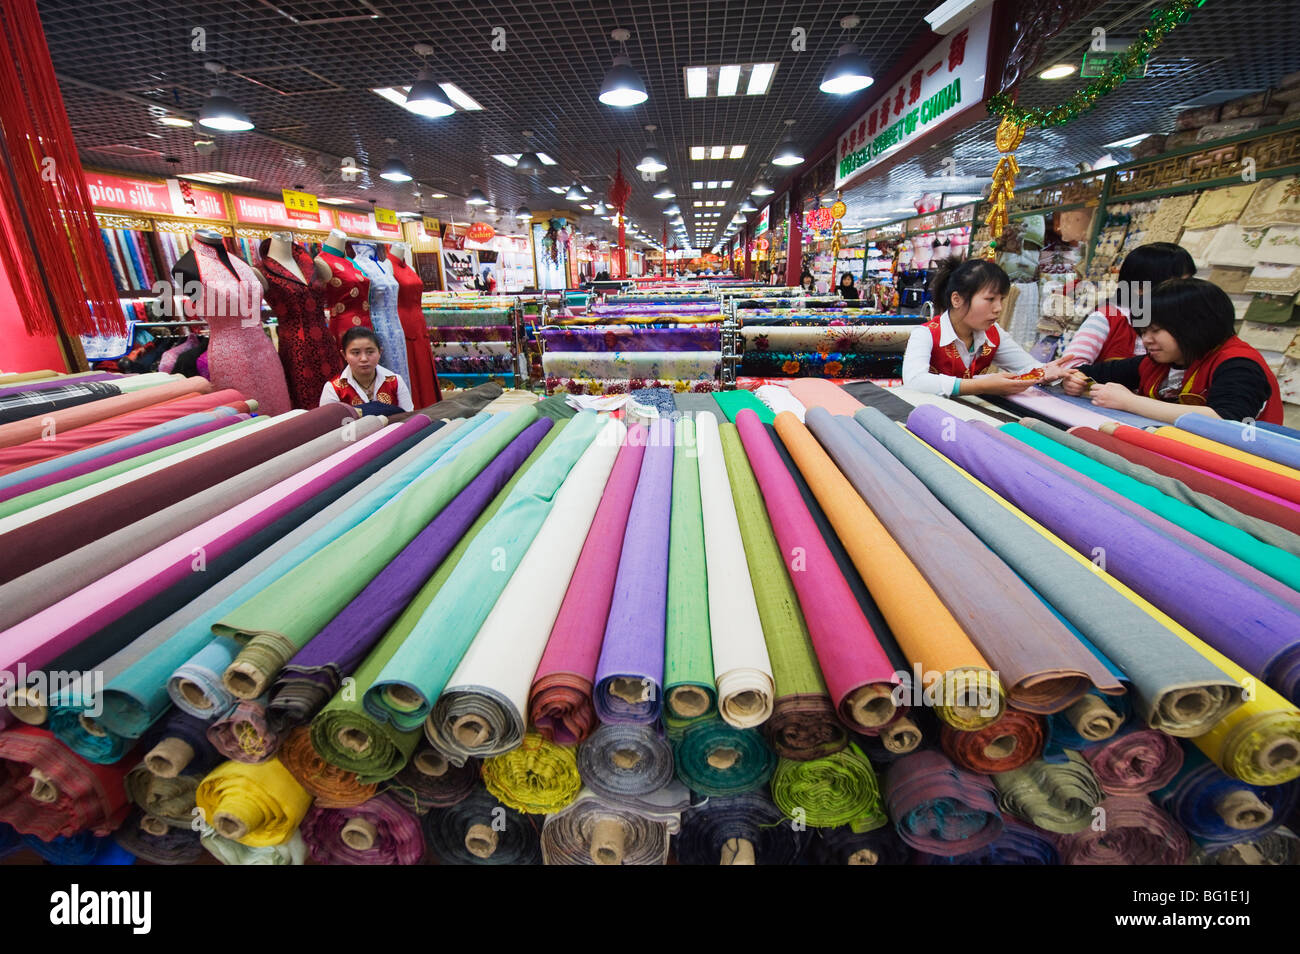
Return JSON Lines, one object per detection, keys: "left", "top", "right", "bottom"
{"left": 1060, "top": 242, "right": 1196, "bottom": 367}
{"left": 902, "top": 257, "right": 1065, "bottom": 396}
{"left": 799, "top": 272, "right": 816, "bottom": 293}
{"left": 319, "top": 326, "right": 414, "bottom": 414}
{"left": 838, "top": 272, "right": 860, "bottom": 301}
{"left": 1063, "top": 278, "right": 1283, "bottom": 423}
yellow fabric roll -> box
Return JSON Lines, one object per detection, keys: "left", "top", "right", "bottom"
{"left": 904, "top": 428, "right": 1300, "bottom": 786}
{"left": 0, "top": 370, "right": 59, "bottom": 384}
{"left": 195, "top": 758, "right": 313, "bottom": 847}
{"left": 481, "top": 732, "right": 582, "bottom": 815}
{"left": 1154, "top": 427, "right": 1300, "bottom": 482}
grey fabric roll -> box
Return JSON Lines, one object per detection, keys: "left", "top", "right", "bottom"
{"left": 539, "top": 790, "right": 673, "bottom": 865}
{"left": 577, "top": 723, "right": 675, "bottom": 799}
{"left": 840, "top": 382, "right": 915, "bottom": 422}
{"left": 992, "top": 752, "right": 1105, "bottom": 834}
{"left": 671, "top": 393, "right": 725, "bottom": 421}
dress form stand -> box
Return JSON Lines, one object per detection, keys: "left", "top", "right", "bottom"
{"left": 315, "top": 228, "right": 372, "bottom": 341}
{"left": 259, "top": 231, "right": 342, "bottom": 409}
{"left": 352, "top": 244, "right": 409, "bottom": 386}
{"left": 388, "top": 242, "right": 441, "bottom": 406}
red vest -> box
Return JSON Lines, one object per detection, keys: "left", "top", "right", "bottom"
{"left": 926, "top": 317, "right": 1000, "bottom": 379}
{"left": 1137, "top": 336, "right": 1284, "bottom": 424}
{"left": 1095, "top": 305, "right": 1140, "bottom": 362}
{"left": 328, "top": 372, "right": 401, "bottom": 407}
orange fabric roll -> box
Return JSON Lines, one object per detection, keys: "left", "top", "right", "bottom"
{"left": 0, "top": 376, "right": 213, "bottom": 449}
{"left": 786, "top": 379, "right": 866, "bottom": 416}
{"left": 279, "top": 728, "right": 378, "bottom": 808}
{"left": 773, "top": 412, "right": 1002, "bottom": 729}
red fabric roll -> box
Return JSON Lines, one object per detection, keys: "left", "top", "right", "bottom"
{"left": 0, "top": 726, "right": 134, "bottom": 840}
{"left": 1068, "top": 426, "right": 1300, "bottom": 534}
{"left": 0, "top": 377, "right": 212, "bottom": 449}
{"left": 940, "top": 709, "right": 1045, "bottom": 774}
{"left": 1056, "top": 796, "right": 1189, "bottom": 864}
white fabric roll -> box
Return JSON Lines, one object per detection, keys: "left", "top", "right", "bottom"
{"left": 755, "top": 385, "right": 807, "bottom": 422}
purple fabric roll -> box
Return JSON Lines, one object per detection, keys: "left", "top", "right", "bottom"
{"left": 1082, "top": 723, "right": 1185, "bottom": 796}
{"left": 0, "top": 413, "right": 247, "bottom": 503}
{"left": 974, "top": 422, "right": 1300, "bottom": 615}
{"left": 885, "top": 750, "right": 1003, "bottom": 856}
{"left": 593, "top": 418, "right": 674, "bottom": 725}
{"left": 907, "top": 404, "right": 1300, "bottom": 703}
{"left": 539, "top": 327, "right": 721, "bottom": 352}
{"left": 265, "top": 418, "right": 551, "bottom": 730}
{"left": 300, "top": 793, "right": 425, "bottom": 865}
{"left": 0, "top": 372, "right": 121, "bottom": 399}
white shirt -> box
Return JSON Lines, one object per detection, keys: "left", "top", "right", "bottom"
{"left": 319, "top": 363, "right": 414, "bottom": 412}
{"left": 902, "top": 311, "right": 1043, "bottom": 396}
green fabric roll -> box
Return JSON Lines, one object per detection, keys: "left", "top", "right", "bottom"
{"left": 310, "top": 425, "right": 565, "bottom": 783}
{"left": 663, "top": 417, "right": 716, "bottom": 721}
{"left": 532, "top": 393, "right": 578, "bottom": 422}
{"left": 366, "top": 413, "right": 602, "bottom": 729}
{"left": 216, "top": 407, "right": 541, "bottom": 698}
{"left": 200, "top": 828, "right": 307, "bottom": 865}
{"left": 0, "top": 418, "right": 257, "bottom": 519}
{"left": 992, "top": 751, "right": 1104, "bottom": 834}
{"left": 719, "top": 425, "right": 845, "bottom": 761}
{"left": 769, "top": 743, "right": 887, "bottom": 831}
{"left": 714, "top": 390, "right": 775, "bottom": 424}
{"left": 1002, "top": 422, "right": 1300, "bottom": 592}
{"left": 671, "top": 716, "right": 776, "bottom": 796}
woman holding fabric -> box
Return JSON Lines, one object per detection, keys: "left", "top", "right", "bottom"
{"left": 1062, "top": 278, "right": 1283, "bottom": 424}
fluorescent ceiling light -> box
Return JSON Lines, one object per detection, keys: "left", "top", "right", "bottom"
{"left": 493, "top": 154, "right": 519, "bottom": 167}
{"left": 316, "top": 197, "right": 353, "bottom": 205}
{"left": 548, "top": 185, "right": 567, "bottom": 194}
{"left": 728, "top": 145, "right": 746, "bottom": 159}
{"left": 707, "top": 180, "right": 718, "bottom": 189}
{"left": 693, "top": 182, "right": 704, "bottom": 191}
{"left": 689, "top": 146, "right": 706, "bottom": 160}
{"left": 746, "top": 63, "right": 775, "bottom": 95}
{"left": 1102, "top": 133, "right": 1152, "bottom": 149}
{"left": 430, "top": 192, "right": 447, "bottom": 199}
{"left": 710, "top": 146, "right": 725, "bottom": 159}
{"left": 1039, "top": 64, "right": 1076, "bottom": 80}
{"left": 157, "top": 116, "right": 193, "bottom": 127}
{"left": 686, "top": 66, "right": 709, "bottom": 98}
{"left": 179, "top": 171, "right": 256, "bottom": 184}
{"left": 439, "top": 83, "right": 483, "bottom": 110}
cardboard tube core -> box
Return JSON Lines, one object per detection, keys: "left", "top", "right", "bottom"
{"left": 882, "top": 717, "right": 922, "bottom": 754}
{"left": 1170, "top": 690, "right": 1209, "bottom": 719}
{"left": 341, "top": 817, "right": 377, "bottom": 851}
{"left": 141, "top": 815, "right": 169, "bottom": 837}
{"left": 386, "top": 684, "right": 423, "bottom": 709}
{"left": 223, "top": 663, "right": 264, "bottom": 700}
{"left": 720, "top": 838, "right": 755, "bottom": 865}
{"left": 452, "top": 717, "right": 490, "bottom": 748}
{"left": 1256, "top": 738, "right": 1300, "bottom": 772}
{"left": 145, "top": 738, "right": 196, "bottom": 778}
{"left": 846, "top": 684, "right": 894, "bottom": 728}
{"left": 611, "top": 748, "right": 642, "bottom": 770}
{"left": 414, "top": 750, "right": 448, "bottom": 777}
{"left": 465, "top": 824, "right": 498, "bottom": 858}
{"left": 983, "top": 735, "right": 1018, "bottom": 760}
{"left": 848, "top": 848, "right": 880, "bottom": 865}
{"left": 337, "top": 727, "right": 372, "bottom": 754}
{"left": 28, "top": 768, "right": 58, "bottom": 803}
{"left": 176, "top": 679, "right": 214, "bottom": 710}
{"left": 707, "top": 747, "right": 740, "bottom": 770}
{"left": 11, "top": 687, "right": 47, "bottom": 725}
{"left": 669, "top": 686, "right": 710, "bottom": 718}
{"left": 609, "top": 677, "right": 649, "bottom": 705}
{"left": 728, "top": 691, "right": 765, "bottom": 719}
{"left": 590, "top": 818, "right": 625, "bottom": 865}
{"left": 1065, "top": 696, "right": 1120, "bottom": 741}
{"left": 1216, "top": 791, "right": 1273, "bottom": 830}
{"left": 78, "top": 714, "right": 108, "bottom": 737}
{"left": 214, "top": 812, "right": 248, "bottom": 840}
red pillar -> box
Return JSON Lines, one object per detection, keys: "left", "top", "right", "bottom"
{"left": 785, "top": 211, "right": 803, "bottom": 287}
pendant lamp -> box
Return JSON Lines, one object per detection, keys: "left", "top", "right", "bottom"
{"left": 599, "top": 29, "right": 648, "bottom": 107}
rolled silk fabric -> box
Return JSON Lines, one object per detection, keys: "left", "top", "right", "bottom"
{"left": 718, "top": 426, "right": 845, "bottom": 761}
{"left": 671, "top": 717, "right": 776, "bottom": 797}
{"left": 194, "top": 758, "right": 312, "bottom": 847}
{"left": 388, "top": 744, "right": 479, "bottom": 815}
{"left": 1056, "top": 796, "right": 1190, "bottom": 865}
{"left": 940, "top": 709, "right": 1047, "bottom": 775}
{"left": 1194, "top": 828, "right": 1300, "bottom": 866}
{"left": 300, "top": 794, "right": 424, "bottom": 865}
{"left": 539, "top": 790, "right": 672, "bottom": 865}
{"left": 21, "top": 832, "right": 134, "bottom": 865}
{"left": 663, "top": 418, "right": 716, "bottom": 722}
{"left": 741, "top": 324, "right": 914, "bottom": 353}
{"left": 770, "top": 743, "right": 888, "bottom": 831}
{"left": 529, "top": 430, "right": 647, "bottom": 744}
{"left": 998, "top": 386, "right": 1118, "bottom": 429}
{"left": 201, "top": 828, "right": 307, "bottom": 866}
{"left": 925, "top": 817, "right": 1060, "bottom": 865}
{"left": 113, "top": 812, "right": 204, "bottom": 865}
{"left": 672, "top": 393, "right": 724, "bottom": 421}
{"left": 785, "top": 378, "right": 865, "bottom": 415}
{"left": 1082, "top": 726, "right": 1186, "bottom": 796}
{"left": 991, "top": 752, "right": 1104, "bottom": 834}
{"left": 481, "top": 732, "right": 582, "bottom": 815}
{"left": 1155, "top": 746, "right": 1300, "bottom": 847}
{"left": 854, "top": 407, "right": 1240, "bottom": 738}
{"left": 676, "top": 792, "right": 803, "bottom": 865}
{"left": 1046, "top": 691, "right": 1131, "bottom": 753}
{"left": 695, "top": 414, "right": 774, "bottom": 728}
{"left": 0, "top": 726, "right": 133, "bottom": 839}
{"left": 423, "top": 786, "right": 541, "bottom": 864}
{"left": 733, "top": 410, "right": 900, "bottom": 734}
{"left": 755, "top": 385, "right": 807, "bottom": 422}
{"left": 206, "top": 696, "right": 284, "bottom": 764}
{"left": 1158, "top": 425, "right": 1300, "bottom": 481}
{"left": 781, "top": 411, "right": 1002, "bottom": 730}
{"left": 577, "top": 723, "right": 675, "bottom": 800}
{"left": 1176, "top": 414, "right": 1300, "bottom": 470}
{"left": 277, "top": 727, "right": 378, "bottom": 808}
{"left": 812, "top": 824, "right": 911, "bottom": 865}
{"left": 713, "top": 389, "right": 775, "bottom": 424}
{"left": 426, "top": 417, "right": 623, "bottom": 763}
{"left": 593, "top": 418, "right": 674, "bottom": 726}
{"left": 885, "top": 750, "right": 1003, "bottom": 856}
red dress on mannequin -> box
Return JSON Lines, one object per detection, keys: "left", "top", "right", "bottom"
{"left": 317, "top": 248, "right": 372, "bottom": 341}
{"left": 258, "top": 239, "right": 342, "bottom": 410}
{"left": 389, "top": 255, "right": 441, "bottom": 407}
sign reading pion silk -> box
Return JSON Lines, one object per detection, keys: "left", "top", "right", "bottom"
{"left": 834, "top": 6, "right": 992, "bottom": 190}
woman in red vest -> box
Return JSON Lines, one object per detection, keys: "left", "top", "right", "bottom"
{"left": 902, "top": 257, "right": 1064, "bottom": 396}
{"left": 319, "top": 327, "right": 414, "bottom": 415}
{"left": 1059, "top": 242, "right": 1196, "bottom": 367}
{"left": 1063, "top": 278, "right": 1283, "bottom": 424}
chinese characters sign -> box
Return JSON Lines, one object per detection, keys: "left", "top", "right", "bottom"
{"left": 281, "top": 189, "right": 320, "bottom": 223}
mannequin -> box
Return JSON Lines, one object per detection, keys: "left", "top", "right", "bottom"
{"left": 388, "top": 242, "right": 441, "bottom": 406}
{"left": 314, "top": 228, "right": 373, "bottom": 340}
{"left": 352, "top": 243, "right": 410, "bottom": 388}
{"left": 175, "top": 229, "right": 290, "bottom": 415}
{"left": 258, "top": 232, "right": 342, "bottom": 410}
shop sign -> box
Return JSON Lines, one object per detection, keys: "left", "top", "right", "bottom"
{"left": 443, "top": 224, "right": 466, "bottom": 250}
{"left": 422, "top": 216, "right": 441, "bottom": 235}
{"left": 333, "top": 209, "right": 392, "bottom": 237}
{"left": 85, "top": 171, "right": 225, "bottom": 220}
{"left": 466, "top": 222, "right": 496, "bottom": 243}
{"left": 805, "top": 207, "right": 834, "bottom": 230}
{"left": 373, "top": 207, "right": 400, "bottom": 233}
{"left": 754, "top": 205, "right": 770, "bottom": 237}
{"left": 835, "top": 6, "right": 992, "bottom": 189}
{"left": 233, "top": 193, "right": 331, "bottom": 230}
{"left": 281, "top": 189, "right": 319, "bottom": 222}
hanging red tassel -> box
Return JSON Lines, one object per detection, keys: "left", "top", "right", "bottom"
{"left": 608, "top": 150, "right": 631, "bottom": 279}
{"left": 0, "top": 0, "right": 123, "bottom": 340}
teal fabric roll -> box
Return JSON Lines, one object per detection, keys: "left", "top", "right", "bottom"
{"left": 671, "top": 716, "right": 776, "bottom": 796}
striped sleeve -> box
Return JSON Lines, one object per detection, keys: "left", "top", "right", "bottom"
{"left": 1059, "top": 312, "right": 1112, "bottom": 367}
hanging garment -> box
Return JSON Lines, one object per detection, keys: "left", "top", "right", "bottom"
{"left": 352, "top": 248, "right": 410, "bottom": 388}
{"left": 192, "top": 240, "right": 290, "bottom": 416}
{"left": 259, "top": 240, "right": 343, "bottom": 411}
{"left": 317, "top": 248, "right": 373, "bottom": 341}
{"left": 389, "top": 254, "right": 441, "bottom": 407}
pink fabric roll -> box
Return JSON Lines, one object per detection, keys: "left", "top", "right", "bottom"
{"left": 786, "top": 378, "right": 866, "bottom": 415}
{"left": 0, "top": 377, "right": 213, "bottom": 449}
{"left": 1082, "top": 726, "right": 1185, "bottom": 796}
{"left": 1056, "top": 796, "right": 1189, "bottom": 864}
{"left": 299, "top": 794, "right": 425, "bottom": 865}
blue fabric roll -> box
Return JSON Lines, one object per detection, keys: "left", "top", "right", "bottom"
{"left": 22, "top": 832, "right": 136, "bottom": 865}
{"left": 924, "top": 818, "right": 1059, "bottom": 865}
{"left": 1175, "top": 413, "right": 1300, "bottom": 470}
{"left": 1154, "top": 745, "right": 1300, "bottom": 846}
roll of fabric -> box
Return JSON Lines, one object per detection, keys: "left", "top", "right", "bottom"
{"left": 885, "top": 750, "right": 1003, "bottom": 856}
{"left": 592, "top": 418, "right": 674, "bottom": 726}
{"left": 0, "top": 726, "right": 133, "bottom": 839}
{"left": 1194, "top": 828, "right": 1300, "bottom": 865}
{"left": 112, "top": 812, "right": 204, "bottom": 865}
{"left": 0, "top": 381, "right": 122, "bottom": 422}
{"left": 718, "top": 425, "right": 845, "bottom": 761}
{"left": 741, "top": 352, "right": 901, "bottom": 379}
{"left": 529, "top": 429, "right": 647, "bottom": 744}
{"left": 422, "top": 786, "right": 541, "bottom": 864}
{"left": 311, "top": 425, "right": 564, "bottom": 784}
{"left": 676, "top": 792, "right": 803, "bottom": 865}
{"left": 733, "top": 411, "right": 902, "bottom": 734}
{"left": 541, "top": 350, "right": 719, "bottom": 380}
{"left": 780, "top": 411, "right": 1002, "bottom": 730}
{"left": 695, "top": 414, "right": 774, "bottom": 728}
{"left": 672, "top": 393, "right": 725, "bottom": 421}
{"left": 220, "top": 409, "right": 546, "bottom": 703}
{"left": 47, "top": 695, "right": 132, "bottom": 764}
{"left": 671, "top": 717, "right": 776, "bottom": 797}
{"left": 387, "top": 744, "right": 479, "bottom": 815}
{"left": 194, "top": 758, "right": 312, "bottom": 847}
{"left": 577, "top": 723, "right": 675, "bottom": 800}
{"left": 1159, "top": 424, "right": 1300, "bottom": 480}
{"left": 299, "top": 794, "right": 424, "bottom": 865}
{"left": 924, "top": 817, "right": 1060, "bottom": 865}
{"left": 200, "top": 828, "right": 307, "bottom": 865}
{"left": 770, "top": 743, "right": 888, "bottom": 830}
{"left": 539, "top": 326, "right": 720, "bottom": 351}
{"left": 1155, "top": 746, "right": 1299, "bottom": 847}
{"left": 21, "top": 831, "right": 135, "bottom": 865}
{"left": 714, "top": 390, "right": 774, "bottom": 424}
{"left": 906, "top": 404, "right": 1300, "bottom": 705}
{"left": 0, "top": 376, "right": 212, "bottom": 449}
{"left": 754, "top": 385, "right": 807, "bottom": 421}
{"left": 1046, "top": 691, "right": 1131, "bottom": 753}
{"left": 840, "top": 382, "right": 917, "bottom": 422}
{"left": 853, "top": 407, "right": 1241, "bottom": 738}
{"left": 940, "top": 709, "right": 1047, "bottom": 775}
{"left": 662, "top": 418, "right": 716, "bottom": 722}
{"left": 280, "top": 727, "right": 381, "bottom": 807}
{"left": 740, "top": 325, "right": 914, "bottom": 352}
{"left": 425, "top": 417, "right": 623, "bottom": 764}
{"left": 992, "top": 752, "right": 1104, "bottom": 834}
{"left": 481, "top": 731, "right": 582, "bottom": 815}
{"left": 783, "top": 379, "right": 866, "bottom": 415}
{"left": 811, "top": 825, "right": 911, "bottom": 865}
{"left": 1056, "top": 796, "right": 1190, "bottom": 864}
{"left": 540, "top": 790, "right": 672, "bottom": 865}
{"left": 1082, "top": 725, "right": 1186, "bottom": 796}
{"left": 997, "top": 387, "right": 1119, "bottom": 429}
{"left": 206, "top": 696, "right": 284, "bottom": 764}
